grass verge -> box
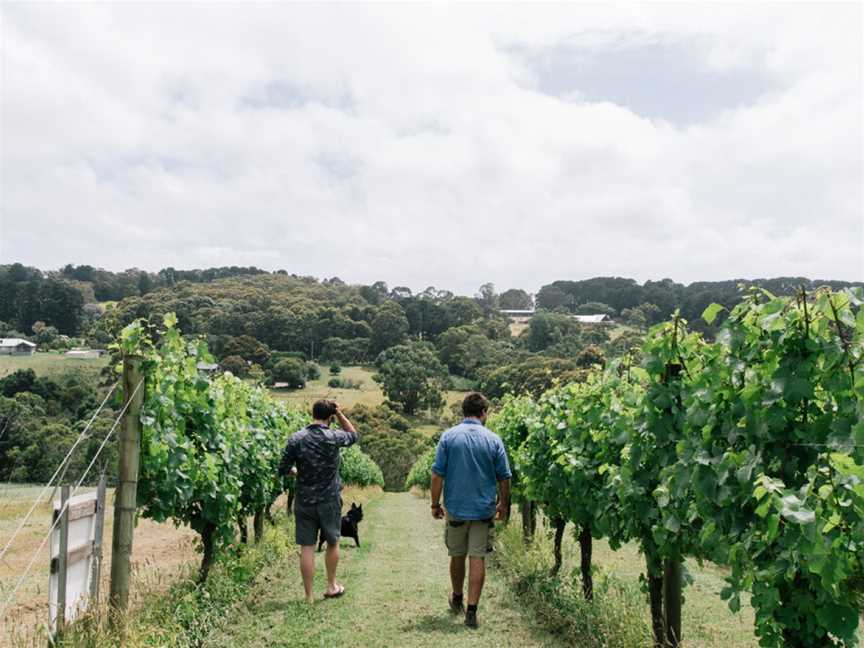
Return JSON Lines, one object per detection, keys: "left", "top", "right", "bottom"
{"left": 44, "top": 487, "right": 380, "bottom": 648}
{"left": 494, "top": 522, "right": 651, "bottom": 648}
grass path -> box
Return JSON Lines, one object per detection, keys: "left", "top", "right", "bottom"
{"left": 206, "top": 492, "right": 568, "bottom": 648}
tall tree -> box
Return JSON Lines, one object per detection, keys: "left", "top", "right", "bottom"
{"left": 371, "top": 301, "right": 409, "bottom": 353}
{"left": 499, "top": 288, "right": 533, "bottom": 310}
{"left": 373, "top": 341, "right": 448, "bottom": 415}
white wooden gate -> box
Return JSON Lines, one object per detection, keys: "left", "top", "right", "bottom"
{"left": 49, "top": 476, "right": 107, "bottom": 638}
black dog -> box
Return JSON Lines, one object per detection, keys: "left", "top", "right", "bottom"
{"left": 318, "top": 503, "right": 363, "bottom": 551}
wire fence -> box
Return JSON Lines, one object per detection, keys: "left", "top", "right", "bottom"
{"left": 0, "top": 379, "right": 141, "bottom": 623}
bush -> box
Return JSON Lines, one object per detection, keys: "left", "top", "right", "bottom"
{"left": 328, "top": 378, "right": 362, "bottom": 390}
{"left": 340, "top": 446, "right": 385, "bottom": 488}
{"left": 219, "top": 355, "right": 248, "bottom": 377}
{"left": 306, "top": 363, "right": 321, "bottom": 381}
{"left": 270, "top": 358, "right": 306, "bottom": 388}
{"left": 405, "top": 448, "right": 436, "bottom": 491}
{"left": 347, "top": 404, "right": 433, "bottom": 491}
{"left": 330, "top": 364, "right": 342, "bottom": 375}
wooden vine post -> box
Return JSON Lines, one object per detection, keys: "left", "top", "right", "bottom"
{"left": 109, "top": 355, "right": 144, "bottom": 627}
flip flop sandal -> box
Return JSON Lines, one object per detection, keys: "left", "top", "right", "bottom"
{"left": 324, "top": 585, "right": 346, "bottom": 599}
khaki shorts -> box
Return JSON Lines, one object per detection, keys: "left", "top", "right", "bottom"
{"left": 444, "top": 515, "right": 495, "bottom": 558}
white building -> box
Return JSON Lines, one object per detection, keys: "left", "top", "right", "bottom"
{"left": 0, "top": 338, "right": 37, "bottom": 355}
{"left": 65, "top": 349, "right": 106, "bottom": 359}
{"left": 572, "top": 314, "right": 614, "bottom": 325}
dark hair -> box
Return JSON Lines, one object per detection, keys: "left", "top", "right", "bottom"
{"left": 462, "top": 392, "right": 489, "bottom": 418}
{"left": 312, "top": 400, "right": 337, "bottom": 421}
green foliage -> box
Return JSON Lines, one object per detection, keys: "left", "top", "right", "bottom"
{"left": 339, "top": 445, "right": 385, "bottom": 488}
{"left": 371, "top": 300, "right": 409, "bottom": 353}
{"left": 435, "top": 324, "right": 511, "bottom": 379}
{"left": 494, "top": 288, "right": 864, "bottom": 646}
{"left": 348, "top": 404, "right": 434, "bottom": 491}
{"left": 524, "top": 311, "right": 583, "bottom": 352}
{"left": 328, "top": 377, "right": 362, "bottom": 390}
{"left": 320, "top": 337, "right": 371, "bottom": 364}
{"left": 373, "top": 341, "right": 448, "bottom": 415}
{"left": 670, "top": 289, "right": 864, "bottom": 646}
{"left": 126, "top": 314, "right": 308, "bottom": 577}
{"left": 499, "top": 288, "right": 534, "bottom": 310}
{"left": 404, "top": 448, "right": 436, "bottom": 491}
{"left": 270, "top": 358, "right": 307, "bottom": 388}
{"left": 488, "top": 394, "right": 539, "bottom": 501}
{"left": 219, "top": 355, "right": 248, "bottom": 377}
{"left": 478, "top": 355, "right": 584, "bottom": 400}
{"left": 330, "top": 363, "right": 342, "bottom": 374}
{"left": 305, "top": 362, "right": 321, "bottom": 381}
{"left": 0, "top": 367, "right": 112, "bottom": 483}
{"left": 221, "top": 335, "right": 271, "bottom": 366}
{"left": 496, "top": 521, "right": 651, "bottom": 648}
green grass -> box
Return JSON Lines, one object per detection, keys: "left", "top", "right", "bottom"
{"left": 0, "top": 352, "right": 109, "bottom": 380}
{"left": 203, "top": 492, "right": 569, "bottom": 648}
{"left": 498, "top": 513, "right": 761, "bottom": 647}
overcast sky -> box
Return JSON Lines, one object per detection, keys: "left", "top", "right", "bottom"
{"left": 1, "top": 3, "right": 861, "bottom": 295}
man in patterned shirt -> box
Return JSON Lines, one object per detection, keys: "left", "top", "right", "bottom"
{"left": 279, "top": 400, "right": 358, "bottom": 602}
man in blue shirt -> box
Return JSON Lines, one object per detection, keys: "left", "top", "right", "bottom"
{"left": 430, "top": 392, "right": 511, "bottom": 628}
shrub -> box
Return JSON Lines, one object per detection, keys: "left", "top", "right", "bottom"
{"left": 328, "top": 378, "right": 341, "bottom": 388}
{"left": 330, "top": 364, "right": 342, "bottom": 375}
{"left": 219, "top": 355, "right": 248, "bottom": 377}
{"left": 339, "top": 446, "right": 385, "bottom": 488}
{"left": 347, "top": 404, "right": 433, "bottom": 491}
{"left": 405, "top": 448, "right": 436, "bottom": 491}
{"left": 270, "top": 358, "right": 306, "bottom": 388}
{"left": 306, "top": 362, "right": 321, "bottom": 381}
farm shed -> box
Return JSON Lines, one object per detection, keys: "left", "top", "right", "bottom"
{"left": 0, "top": 338, "right": 37, "bottom": 355}
{"left": 65, "top": 349, "right": 106, "bottom": 359}
{"left": 572, "top": 314, "right": 614, "bottom": 325}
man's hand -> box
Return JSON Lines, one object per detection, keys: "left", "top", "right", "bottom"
{"left": 431, "top": 503, "right": 445, "bottom": 520}
{"left": 332, "top": 402, "right": 357, "bottom": 434}
{"left": 496, "top": 500, "right": 508, "bottom": 521}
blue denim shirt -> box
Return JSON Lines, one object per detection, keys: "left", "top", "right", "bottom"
{"left": 431, "top": 419, "right": 512, "bottom": 520}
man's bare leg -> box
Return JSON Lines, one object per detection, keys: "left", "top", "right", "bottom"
{"left": 467, "top": 557, "right": 486, "bottom": 605}
{"left": 450, "top": 555, "right": 466, "bottom": 596}
{"left": 325, "top": 542, "right": 342, "bottom": 595}
{"left": 299, "top": 545, "right": 316, "bottom": 603}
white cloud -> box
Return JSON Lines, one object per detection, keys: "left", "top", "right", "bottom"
{"left": 0, "top": 2, "right": 861, "bottom": 295}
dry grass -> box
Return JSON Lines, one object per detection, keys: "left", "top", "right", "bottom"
{"left": 0, "top": 484, "right": 198, "bottom": 647}
{"left": 0, "top": 354, "right": 109, "bottom": 381}
{"left": 270, "top": 365, "right": 469, "bottom": 415}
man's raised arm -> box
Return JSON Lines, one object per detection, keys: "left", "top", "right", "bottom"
{"left": 334, "top": 403, "right": 356, "bottom": 434}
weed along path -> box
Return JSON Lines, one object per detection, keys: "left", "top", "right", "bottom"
{"left": 207, "top": 492, "right": 568, "bottom": 648}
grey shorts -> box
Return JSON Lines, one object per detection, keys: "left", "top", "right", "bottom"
{"left": 294, "top": 498, "right": 342, "bottom": 546}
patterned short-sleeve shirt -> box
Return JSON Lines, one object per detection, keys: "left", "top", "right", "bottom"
{"left": 279, "top": 424, "right": 358, "bottom": 505}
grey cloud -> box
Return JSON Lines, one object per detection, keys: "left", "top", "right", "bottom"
{"left": 0, "top": 4, "right": 861, "bottom": 294}
{"left": 508, "top": 36, "right": 779, "bottom": 126}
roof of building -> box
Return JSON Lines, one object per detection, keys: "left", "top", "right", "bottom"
{"left": 196, "top": 362, "right": 219, "bottom": 371}
{"left": 0, "top": 338, "right": 37, "bottom": 348}
{"left": 573, "top": 314, "right": 611, "bottom": 323}
{"left": 500, "top": 309, "right": 536, "bottom": 315}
